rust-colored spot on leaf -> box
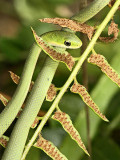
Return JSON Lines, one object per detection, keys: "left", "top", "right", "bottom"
{"left": 34, "top": 135, "right": 68, "bottom": 160}
{"left": 16, "top": 109, "right": 22, "bottom": 118}
{"left": 0, "top": 135, "right": 9, "bottom": 148}
{"left": 0, "top": 94, "right": 8, "bottom": 106}
{"left": 52, "top": 110, "right": 89, "bottom": 156}
{"left": 9, "top": 71, "right": 34, "bottom": 91}
{"left": 46, "top": 84, "right": 57, "bottom": 101}
{"left": 9, "top": 71, "right": 20, "bottom": 84}
{"left": 31, "top": 117, "right": 40, "bottom": 128}
{"left": 31, "top": 27, "right": 75, "bottom": 70}
{"left": 39, "top": 18, "right": 95, "bottom": 39}
{"left": 99, "top": 20, "right": 119, "bottom": 42}
{"left": 70, "top": 82, "right": 108, "bottom": 122}
{"left": 88, "top": 53, "right": 120, "bottom": 87}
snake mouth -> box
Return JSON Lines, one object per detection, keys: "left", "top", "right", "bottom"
{"left": 69, "top": 42, "right": 82, "bottom": 49}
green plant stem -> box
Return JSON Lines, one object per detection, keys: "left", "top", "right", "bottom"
{"left": 71, "top": 0, "right": 110, "bottom": 22}
{"left": 21, "top": 1, "right": 120, "bottom": 159}
{"left": 0, "top": 44, "right": 41, "bottom": 137}
{"left": 2, "top": 56, "right": 59, "bottom": 160}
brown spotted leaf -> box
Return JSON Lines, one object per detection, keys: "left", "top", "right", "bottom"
{"left": 70, "top": 82, "right": 108, "bottom": 122}
{"left": 39, "top": 18, "right": 95, "bottom": 39}
{"left": 31, "top": 27, "right": 75, "bottom": 70}
{"left": 88, "top": 53, "right": 120, "bottom": 87}
{"left": 99, "top": 20, "right": 119, "bottom": 42}
{"left": 46, "top": 84, "right": 57, "bottom": 101}
{"left": 31, "top": 117, "right": 40, "bottom": 129}
{"left": 34, "top": 135, "right": 68, "bottom": 160}
{"left": 9, "top": 71, "right": 34, "bottom": 91}
{"left": 0, "top": 135, "right": 9, "bottom": 148}
{"left": 52, "top": 110, "right": 89, "bottom": 156}
{"left": 0, "top": 94, "right": 8, "bottom": 106}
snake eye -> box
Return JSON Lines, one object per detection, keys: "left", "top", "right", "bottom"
{"left": 64, "top": 41, "right": 71, "bottom": 46}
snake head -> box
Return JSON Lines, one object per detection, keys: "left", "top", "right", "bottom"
{"left": 41, "top": 30, "right": 82, "bottom": 49}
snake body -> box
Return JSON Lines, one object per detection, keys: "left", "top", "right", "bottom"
{"left": 0, "top": 44, "right": 41, "bottom": 137}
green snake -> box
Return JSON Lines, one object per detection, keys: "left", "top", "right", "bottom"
{"left": 1, "top": 0, "right": 112, "bottom": 159}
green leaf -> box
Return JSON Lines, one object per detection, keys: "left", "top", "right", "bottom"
{"left": 0, "top": 38, "right": 21, "bottom": 63}
{"left": 91, "top": 137, "right": 120, "bottom": 160}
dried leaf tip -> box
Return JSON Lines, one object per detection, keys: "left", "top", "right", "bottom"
{"left": 0, "top": 93, "right": 8, "bottom": 106}
{"left": 46, "top": 84, "right": 57, "bottom": 101}
{"left": 31, "top": 117, "right": 40, "bottom": 129}
{"left": 9, "top": 71, "right": 34, "bottom": 91}
{"left": 52, "top": 110, "right": 90, "bottom": 156}
{"left": 70, "top": 82, "right": 109, "bottom": 122}
{"left": 99, "top": 20, "right": 119, "bottom": 43}
{"left": 0, "top": 135, "right": 9, "bottom": 148}
{"left": 9, "top": 71, "right": 20, "bottom": 84}
{"left": 39, "top": 18, "right": 95, "bottom": 39}
{"left": 88, "top": 53, "right": 120, "bottom": 88}
{"left": 34, "top": 135, "right": 68, "bottom": 160}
